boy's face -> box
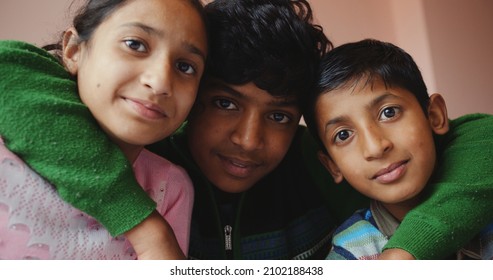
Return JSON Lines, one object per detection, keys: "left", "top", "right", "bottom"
{"left": 187, "top": 80, "right": 301, "bottom": 193}
{"left": 316, "top": 78, "right": 448, "bottom": 205}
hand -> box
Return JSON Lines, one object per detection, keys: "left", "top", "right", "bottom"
{"left": 124, "top": 210, "right": 186, "bottom": 260}
{"left": 378, "top": 248, "right": 416, "bottom": 260}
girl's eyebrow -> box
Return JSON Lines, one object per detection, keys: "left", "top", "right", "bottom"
{"left": 121, "top": 22, "right": 163, "bottom": 37}
{"left": 120, "top": 22, "right": 206, "bottom": 61}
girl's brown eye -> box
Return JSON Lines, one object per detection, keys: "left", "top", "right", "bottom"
{"left": 124, "top": 39, "right": 146, "bottom": 52}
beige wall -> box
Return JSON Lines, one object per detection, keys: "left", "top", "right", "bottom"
{"left": 423, "top": 0, "right": 493, "bottom": 118}
{"left": 309, "top": 0, "right": 493, "bottom": 118}
{"left": 0, "top": 0, "right": 74, "bottom": 46}
{"left": 1, "top": 0, "right": 492, "bottom": 118}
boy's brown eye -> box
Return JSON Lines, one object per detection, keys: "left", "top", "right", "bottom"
{"left": 379, "top": 106, "right": 401, "bottom": 121}
{"left": 335, "top": 130, "right": 352, "bottom": 143}
{"left": 338, "top": 131, "right": 349, "bottom": 140}
{"left": 383, "top": 108, "right": 396, "bottom": 118}
{"left": 270, "top": 113, "right": 291, "bottom": 124}
{"left": 176, "top": 62, "right": 195, "bottom": 74}
{"left": 214, "top": 99, "right": 236, "bottom": 110}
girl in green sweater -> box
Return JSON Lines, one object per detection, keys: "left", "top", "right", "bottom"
{"left": 0, "top": 0, "right": 207, "bottom": 259}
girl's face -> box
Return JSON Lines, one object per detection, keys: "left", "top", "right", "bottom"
{"left": 64, "top": 0, "right": 207, "bottom": 160}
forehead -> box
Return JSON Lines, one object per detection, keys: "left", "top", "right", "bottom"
{"left": 316, "top": 79, "right": 419, "bottom": 116}
{"left": 107, "top": 0, "right": 198, "bottom": 20}
{"left": 100, "top": 0, "right": 205, "bottom": 38}
{"left": 90, "top": 0, "right": 207, "bottom": 57}
{"left": 203, "top": 80, "right": 300, "bottom": 108}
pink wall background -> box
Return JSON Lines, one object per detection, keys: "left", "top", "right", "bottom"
{"left": 1, "top": 0, "right": 492, "bottom": 118}
{"left": 309, "top": 0, "right": 493, "bottom": 118}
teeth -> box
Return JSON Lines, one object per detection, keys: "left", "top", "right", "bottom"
{"left": 231, "top": 161, "right": 247, "bottom": 168}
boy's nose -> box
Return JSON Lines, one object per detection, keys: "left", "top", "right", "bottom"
{"left": 230, "top": 112, "right": 264, "bottom": 152}
{"left": 361, "top": 126, "right": 392, "bottom": 160}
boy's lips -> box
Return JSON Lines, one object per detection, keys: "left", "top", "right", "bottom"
{"left": 372, "top": 160, "right": 409, "bottom": 184}
{"left": 217, "top": 154, "right": 261, "bottom": 178}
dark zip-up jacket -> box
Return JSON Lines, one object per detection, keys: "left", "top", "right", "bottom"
{"left": 149, "top": 125, "right": 368, "bottom": 259}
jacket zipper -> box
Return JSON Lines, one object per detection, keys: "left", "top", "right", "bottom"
{"left": 224, "top": 225, "right": 233, "bottom": 258}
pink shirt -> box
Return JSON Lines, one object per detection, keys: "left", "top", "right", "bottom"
{"left": 0, "top": 138, "right": 193, "bottom": 259}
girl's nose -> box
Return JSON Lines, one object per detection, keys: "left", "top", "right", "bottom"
{"left": 141, "top": 61, "right": 173, "bottom": 96}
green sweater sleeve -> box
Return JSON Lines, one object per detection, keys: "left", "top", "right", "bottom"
{"left": 0, "top": 40, "right": 156, "bottom": 236}
{"left": 384, "top": 113, "right": 493, "bottom": 259}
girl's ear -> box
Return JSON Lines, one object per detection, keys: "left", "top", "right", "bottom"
{"left": 317, "top": 151, "right": 344, "bottom": 184}
{"left": 62, "top": 27, "right": 81, "bottom": 75}
{"left": 427, "top": 93, "right": 449, "bottom": 135}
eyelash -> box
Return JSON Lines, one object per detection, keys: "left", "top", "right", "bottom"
{"left": 213, "top": 98, "right": 292, "bottom": 124}
{"left": 214, "top": 98, "right": 237, "bottom": 110}
{"left": 333, "top": 129, "right": 353, "bottom": 144}
{"left": 124, "top": 39, "right": 147, "bottom": 53}
{"left": 124, "top": 39, "right": 197, "bottom": 75}
{"left": 176, "top": 62, "right": 196, "bottom": 75}
{"left": 378, "top": 106, "right": 402, "bottom": 121}
{"left": 270, "top": 112, "right": 291, "bottom": 124}
{"left": 332, "top": 106, "right": 402, "bottom": 144}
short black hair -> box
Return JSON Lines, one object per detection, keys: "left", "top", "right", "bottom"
{"left": 304, "top": 39, "right": 430, "bottom": 147}
{"left": 204, "top": 0, "right": 331, "bottom": 101}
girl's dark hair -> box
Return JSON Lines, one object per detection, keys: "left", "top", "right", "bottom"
{"left": 303, "top": 39, "right": 430, "bottom": 149}
{"left": 204, "top": 0, "right": 332, "bottom": 99}
{"left": 44, "top": 0, "right": 207, "bottom": 61}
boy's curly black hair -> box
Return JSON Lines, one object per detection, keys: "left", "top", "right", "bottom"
{"left": 204, "top": 0, "right": 332, "bottom": 101}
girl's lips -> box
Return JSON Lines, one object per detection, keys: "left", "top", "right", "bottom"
{"left": 372, "top": 160, "right": 408, "bottom": 184}
{"left": 125, "top": 97, "right": 167, "bottom": 120}
{"left": 218, "top": 154, "right": 260, "bottom": 178}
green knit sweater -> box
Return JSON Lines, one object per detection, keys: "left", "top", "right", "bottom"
{"left": 384, "top": 113, "right": 493, "bottom": 259}
{"left": 0, "top": 40, "right": 155, "bottom": 236}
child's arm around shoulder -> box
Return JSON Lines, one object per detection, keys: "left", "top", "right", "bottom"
{"left": 384, "top": 114, "right": 493, "bottom": 259}
{"left": 378, "top": 249, "right": 415, "bottom": 260}
{"left": 126, "top": 211, "right": 186, "bottom": 259}
{"left": 135, "top": 149, "right": 194, "bottom": 257}
{"left": 0, "top": 40, "right": 156, "bottom": 238}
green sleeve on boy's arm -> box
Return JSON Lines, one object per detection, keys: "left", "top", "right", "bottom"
{"left": 0, "top": 40, "right": 156, "bottom": 236}
{"left": 385, "top": 114, "right": 493, "bottom": 259}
